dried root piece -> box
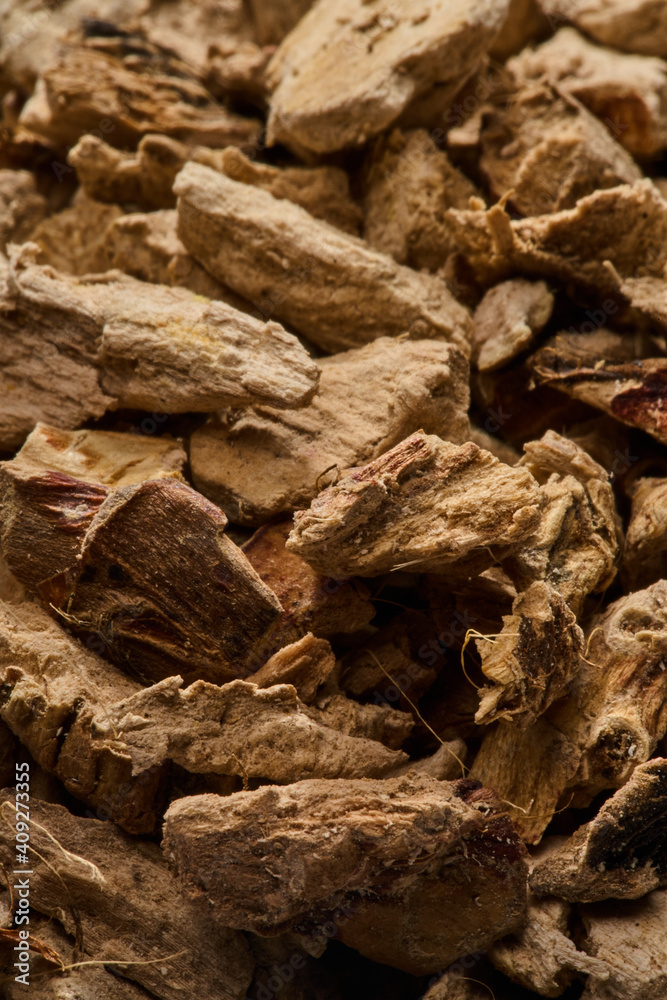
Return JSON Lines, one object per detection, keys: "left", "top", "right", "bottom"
{"left": 29, "top": 192, "right": 123, "bottom": 276}
{"left": 287, "top": 431, "right": 542, "bottom": 578}
{"left": 0, "top": 168, "right": 46, "bottom": 250}
{"left": 190, "top": 337, "right": 469, "bottom": 524}
{"left": 175, "top": 162, "right": 472, "bottom": 354}
{"left": 504, "top": 430, "right": 621, "bottom": 616}
{"left": 251, "top": 634, "right": 337, "bottom": 703}
{"left": 529, "top": 758, "right": 667, "bottom": 902}
{"left": 305, "top": 689, "right": 413, "bottom": 751}
{"left": 623, "top": 477, "right": 667, "bottom": 589}
{"left": 511, "top": 27, "right": 667, "bottom": 159}
{"left": 533, "top": 351, "right": 667, "bottom": 447}
{"left": 475, "top": 581, "right": 584, "bottom": 728}
{"left": 0, "top": 244, "right": 319, "bottom": 447}
{"left": 0, "top": 795, "right": 254, "bottom": 1000}
{"left": 40, "top": 478, "right": 283, "bottom": 686}
{"left": 69, "top": 133, "right": 185, "bottom": 210}
{"left": 616, "top": 274, "right": 667, "bottom": 332}
{"left": 480, "top": 82, "right": 641, "bottom": 216}
{"left": 473, "top": 278, "right": 554, "bottom": 371}
{"left": 20, "top": 41, "right": 260, "bottom": 150}
{"left": 265, "top": 0, "right": 510, "bottom": 155}
{"left": 447, "top": 179, "right": 667, "bottom": 289}
{"left": 242, "top": 520, "right": 375, "bottom": 640}
{"left": 362, "top": 128, "right": 478, "bottom": 270}
{"left": 540, "top": 0, "right": 667, "bottom": 58}
{"left": 163, "top": 775, "right": 527, "bottom": 975}
{"left": 247, "top": 0, "right": 314, "bottom": 45}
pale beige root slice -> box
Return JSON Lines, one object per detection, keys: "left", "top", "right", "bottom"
{"left": 250, "top": 633, "right": 337, "bottom": 703}
{"left": 242, "top": 520, "right": 375, "bottom": 641}
{"left": 446, "top": 179, "right": 667, "bottom": 289}
{"left": 0, "top": 794, "right": 254, "bottom": 1000}
{"left": 0, "top": 168, "right": 46, "bottom": 250}
{"left": 265, "top": 0, "right": 510, "bottom": 155}
{"left": 93, "top": 676, "right": 407, "bottom": 781}
{"left": 189, "top": 337, "right": 469, "bottom": 525}
{"left": 305, "top": 689, "right": 414, "bottom": 751}
{"left": 19, "top": 42, "right": 261, "bottom": 151}
{"left": 246, "top": 0, "right": 314, "bottom": 45}
{"left": 0, "top": 598, "right": 169, "bottom": 834}
{"left": 475, "top": 580, "right": 667, "bottom": 842}
{"left": 137, "top": 0, "right": 255, "bottom": 76}
{"left": 69, "top": 134, "right": 178, "bottom": 209}
{"left": 623, "top": 477, "right": 667, "bottom": 589}
{"left": 28, "top": 191, "right": 124, "bottom": 277}
{"left": 532, "top": 351, "right": 667, "bottom": 447}
{"left": 163, "top": 775, "right": 527, "bottom": 975}
{"left": 362, "top": 128, "right": 478, "bottom": 270}
{"left": 174, "top": 162, "right": 473, "bottom": 354}
{"left": 473, "top": 278, "right": 554, "bottom": 371}
{"left": 510, "top": 27, "right": 667, "bottom": 159}
{"left": 539, "top": 0, "right": 667, "bottom": 57}
{"left": 579, "top": 889, "right": 667, "bottom": 999}
{"left": 0, "top": 244, "right": 320, "bottom": 443}
{"left": 475, "top": 581, "right": 584, "bottom": 728}
{"left": 9, "top": 422, "right": 186, "bottom": 486}
{"left": 529, "top": 758, "right": 667, "bottom": 902}
{"left": 489, "top": 0, "right": 546, "bottom": 60}
{"left": 503, "top": 430, "right": 622, "bottom": 616}
{"left": 287, "top": 431, "right": 542, "bottom": 578}
{"left": 479, "top": 82, "right": 641, "bottom": 217}
{"left": 614, "top": 274, "right": 667, "bottom": 332}
{"left": 390, "top": 739, "right": 468, "bottom": 782}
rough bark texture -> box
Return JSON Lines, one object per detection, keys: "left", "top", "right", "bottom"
{"left": 190, "top": 337, "right": 469, "bottom": 524}
{"left": 473, "top": 278, "right": 554, "bottom": 371}
{"left": 624, "top": 477, "right": 667, "bottom": 589}
{"left": 0, "top": 168, "right": 46, "bottom": 250}
{"left": 163, "top": 775, "right": 527, "bottom": 975}
{"left": 174, "top": 162, "right": 473, "bottom": 354}
{"left": 539, "top": 0, "right": 667, "bottom": 57}
{"left": 265, "top": 0, "right": 510, "bottom": 154}
{"left": 30, "top": 192, "right": 124, "bottom": 276}
{"left": 480, "top": 82, "right": 641, "bottom": 216}
{"left": 287, "top": 431, "right": 542, "bottom": 578}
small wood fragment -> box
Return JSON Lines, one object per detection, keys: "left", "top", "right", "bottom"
{"left": 539, "top": 0, "right": 667, "bottom": 57}
{"left": 473, "top": 278, "right": 554, "bottom": 371}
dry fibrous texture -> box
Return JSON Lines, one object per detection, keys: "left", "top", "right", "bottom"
{"left": 511, "top": 27, "right": 667, "bottom": 159}
{"left": 20, "top": 40, "right": 260, "bottom": 150}
{"left": 190, "top": 338, "right": 469, "bottom": 524}
{"left": 539, "top": 0, "right": 667, "bottom": 57}
{"left": 242, "top": 520, "right": 375, "bottom": 641}
{"left": 305, "top": 688, "right": 413, "bottom": 751}
{"left": 250, "top": 634, "right": 337, "bottom": 703}
{"left": 529, "top": 758, "right": 667, "bottom": 901}
{"left": 533, "top": 351, "right": 667, "bottom": 447}
{"left": 175, "top": 162, "right": 472, "bottom": 354}
{"left": 0, "top": 794, "right": 254, "bottom": 1000}
{"left": 29, "top": 192, "right": 123, "bottom": 276}
{"left": 503, "top": 430, "right": 621, "bottom": 616}
{"left": 623, "top": 477, "right": 667, "bottom": 589}
{"left": 0, "top": 244, "right": 319, "bottom": 447}
{"left": 247, "top": 0, "right": 314, "bottom": 45}
{"left": 0, "top": 168, "right": 46, "bottom": 250}
{"left": 447, "top": 179, "right": 667, "bottom": 289}
{"left": 265, "top": 0, "right": 510, "bottom": 155}
{"left": 579, "top": 889, "right": 667, "bottom": 999}
{"left": 475, "top": 580, "right": 667, "bottom": 842}
{"left": 287, "top": 431, "right": 542, "bottom": 578}
{"left": 136, "top": 0, "right": 255, "bottom": 76}
{"left": 616, "top": 274, "right": 667, "bottom": 332}
{"left": 94, "top": 676, "right": 407, "bottom": 782}
{"left": 362, "top": 128, "right": 478, "bottom": 270}
{"left": 164, "top": 775, "right": 527, "bottom": 975}
{"left": 473, "top": 278, "right": 554, "bottom": 371}
{"left": 475, "top": 581, "right": 584, "bottom": 728}
{"left": 40, "top": 478, "right": 283, "bottom": 686}
{"left": 479, "top": 82, "right": 641, "bottom": 216}
{"left": 69, "top": 133, "right": 186, "bottom": 210}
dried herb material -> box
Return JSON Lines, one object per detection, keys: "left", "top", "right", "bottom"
{"left": 29, "top": 192, "right": 123, "bottom": 276}
{"left": 475, "top": 581, "right": 584, "bottom": 728}
{"left": 473, "top": 278, "right": 554, "bottom": 371}
{"left": 0, "top": 794, "right": 254, "bottom": 1000}
{"left": 0, "top": 168, "right": 46, "bottom": 251}
{"left": 539, "top": 0, "right": 667, "bottom": 57}
{"left": 529, "top": 758, "right": 667, "bottom": 902}
{"left": 163, "top": 775, "right": 527, "bottom": 974}
{"left": 250, "top": 633, "right": 337, "bottom": 703}
{"left": 511, "top": 27, "right": 667, "bottom": 159}
{"left": 624, "top": 477, "right": 667, "bottom": 589}
{"left": 190, "top": 338, "right": 469, "bottom": 524}
{"left": 40, "top": 478, "right": 284, "bottom": 685}
{"left": 479, "top": 82, "right": 641, "bottom": 215}
{"left": 174, "top": 162, "right": 473, "bottom": 354}
{"left": 265, "top": 0, "right": 510, "bottom": 155}
{"left": 362, "top": 128, "right": 478, "bottom": 270}
{"left": 287, "top": 431, "right": 542, "bottom": 578}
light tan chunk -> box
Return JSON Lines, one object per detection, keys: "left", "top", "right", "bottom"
{"left": 266, "top": 0, "right": 510, "bottom": 155}
{"left": 511, "top": 27, "right": 667, "bottom": 158}
{"left": 489, "top": 0, "right": 546, "bottom": 61}
{"left": 0, "top": 168, "right": 46, "bottom": 250}
{"left": 190, "top": 337, "right": 469, "bottom": 524}
{"left": 473, "top": 278, "right": 554, "bottom": 371}
{"left": 623, "top": 477, "right": 667, "bottom": 589}
{"left": 480, "top": 82, "right": 641, "bottom": 216}
{"left": 29, "top": 192, "right": 123, "bottom": 275}
{"left": 287, "top": 431, "right": 542, "bottom": 578}
{"left": 175, "top": 162, "right": 472, "bottom": 354}
{"left": 250, "top": 633, "right": 337, "bottom": 703}
{"left": 540, "top": 0, "right": 667, "bottom": 58}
